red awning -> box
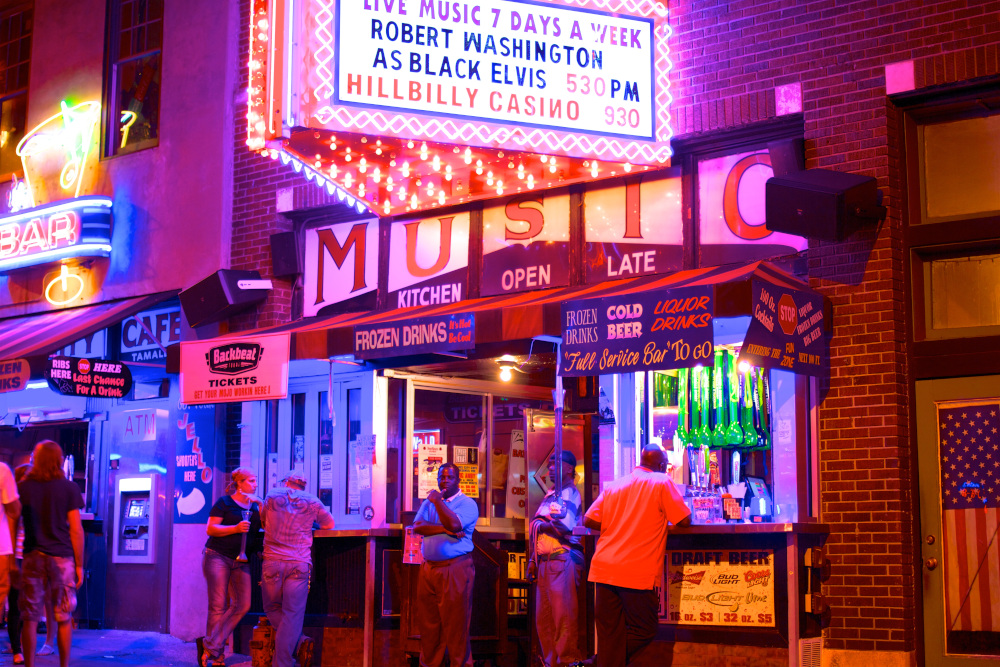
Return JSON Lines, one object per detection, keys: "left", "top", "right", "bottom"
{"left": 215, "top": 261, "right": 824, "bottom": 361}
{"left": 0, "top": 291, "right": 179, "bottom": 363}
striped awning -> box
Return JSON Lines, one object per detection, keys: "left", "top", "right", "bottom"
{"left": 0, "top": 291, "right": 179, "bottom": 363}
{"left": 215, "top": 261, "right": 824, "bottom": 361}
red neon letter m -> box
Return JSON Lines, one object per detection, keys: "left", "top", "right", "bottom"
{"left": 315, "top": 223, "right": 368, "bottom": 305}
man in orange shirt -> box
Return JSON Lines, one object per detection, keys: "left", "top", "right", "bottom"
{"left": 583, "top": 444, "right": 690, "bottom": 667}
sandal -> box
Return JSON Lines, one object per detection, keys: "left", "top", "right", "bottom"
{"left": 37, "top": 645, "right": 55, "bottom": 656}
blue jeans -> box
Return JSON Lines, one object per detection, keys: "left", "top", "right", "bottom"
{"left": 202, "top": 548, "right": 252, "bottom": 659}
{"left": 261, "top": 559, "right": 312, "bottom": 667}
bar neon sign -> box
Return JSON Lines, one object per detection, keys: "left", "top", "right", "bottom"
{"left": 0, "top": 196, "right": 112, "bottom": 271}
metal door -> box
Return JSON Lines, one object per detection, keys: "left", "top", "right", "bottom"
{"left": 916, "top": 375, "right": 1000, "bottom": 664}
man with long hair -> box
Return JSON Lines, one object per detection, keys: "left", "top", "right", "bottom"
{"left": 17, "top": 441, "right": 84, "bottom": 667}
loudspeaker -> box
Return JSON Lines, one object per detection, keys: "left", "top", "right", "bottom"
{"left": 270, "top": 231, "right": 301, "bottom": 278}
{"left": 767, "top": 138, "right": 805, "bottom": 176}
{"left": 765, "top": 169, "right": 882, "bottom": 242}
{"left": 179, "top": 269, "right": 270, "bottom": 328}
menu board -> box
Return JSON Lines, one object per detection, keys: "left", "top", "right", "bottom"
{"left": 665, "top": 549, "right": 775, "bottom": 627}
{"left": 739, "top": 278, "right": 826, "bottom": 376}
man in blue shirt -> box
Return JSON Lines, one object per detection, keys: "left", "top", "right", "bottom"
{"left": 413, "top": 462, "right": 479, "bottom": 667}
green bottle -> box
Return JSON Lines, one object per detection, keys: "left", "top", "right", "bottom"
{"left": 739, "top": 366, "right": 758, "bottom": 450}
{"left": 676, "top": 368, "right": 690, "bottom": 447}
{"left": 755, "top": 367, "right": 772, "bottom": 450}
{"left": 693, "top": 366, "right": 712, "bottom": 448}
{"left": 711, "top": 349, "right": 729, "bottom": 448}
{"left": 725, "top": 350, "right": 744, "bottom": 447}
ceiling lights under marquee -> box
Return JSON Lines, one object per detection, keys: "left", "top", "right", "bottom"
{"left": 282, "top": 129, "right": 654, "bottom": 216}
{"left": 247, "top": 0, "right": 673, "bottom": 216}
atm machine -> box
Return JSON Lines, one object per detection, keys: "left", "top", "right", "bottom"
{"left": 112, "top": 473, "right": 157, "bottom": 564}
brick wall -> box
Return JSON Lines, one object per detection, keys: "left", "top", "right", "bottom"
{"left": 669, "top": 0, "right": 1000, "bottom": 653}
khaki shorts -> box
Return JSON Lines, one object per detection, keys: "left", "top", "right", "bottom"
{"left": 19, "top": 552, "right": 77, "bottom": 623}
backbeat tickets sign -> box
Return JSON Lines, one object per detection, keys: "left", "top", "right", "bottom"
{"left": 45, "top": 356, "right": 133, "bottom": 398}
{"left": 354, "top": 312, "right": 475, "bottom": 359}
{"left": 180, "top": 333, "right": 290, "bottom": 405}
{"left": 559, "top": 287, "right": 713, "bottom": 376}
{"left": 664, "top": 549, "right": 775, "bottom": 628}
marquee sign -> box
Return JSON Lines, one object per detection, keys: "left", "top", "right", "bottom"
{"left": 267, "top": 0, "right": 672, "bottom": 163}
{"left": 0, "top": 196, "right": 113, "bottom": 272}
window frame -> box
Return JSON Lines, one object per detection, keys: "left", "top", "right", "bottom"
{"left": 102, "top": 0, "right": 164, "bottom": 158}
{"left": 0, "top": 3, "right": 32, "bottom": 180}
{"left": 896, "top": 80, "right": 1000, "bottom": 378}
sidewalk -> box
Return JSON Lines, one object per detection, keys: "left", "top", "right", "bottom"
{"left": 2, "top": 630, "right": 251, "bottom": 667}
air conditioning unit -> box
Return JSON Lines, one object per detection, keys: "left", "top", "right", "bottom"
{"left": 799, "top": 637, "right": 822, "bottom": 667}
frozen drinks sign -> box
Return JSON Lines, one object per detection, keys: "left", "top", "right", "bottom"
{"left": 180, "top": 334, "right": 290, "bottom": 405}
{"left": 354, "top": 312, "right": 475, "bottom": 359}
{"left": 335, "top": 0, "right": 656, "bottom": 139}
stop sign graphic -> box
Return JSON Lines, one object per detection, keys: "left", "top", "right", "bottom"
{"left": 778, "top": 294, "right": 798, "bottom": 335}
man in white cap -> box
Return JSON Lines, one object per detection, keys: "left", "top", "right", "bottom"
{"left": 260, "top": 473, "right": 334, "bottom": 667}
{"left": 531, "top": 449, "right": 586, "bottom": 667}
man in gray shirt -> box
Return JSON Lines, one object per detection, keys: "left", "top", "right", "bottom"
{"left": 261, "top": 473, "right": 335, "bottom": 667}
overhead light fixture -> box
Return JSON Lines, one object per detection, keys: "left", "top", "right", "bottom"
{"left": 497, "top": 354, "right": 521, "bottom": 383}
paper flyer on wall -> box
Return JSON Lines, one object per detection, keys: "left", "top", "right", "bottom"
{"left": 418, "top": 443, "right": 447, "bottom": 498}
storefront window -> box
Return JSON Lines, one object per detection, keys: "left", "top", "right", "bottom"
{"left": 344, "top": 387, "right": 362, "bottom": 515}
{"left": 290, "top": 393, "right": 305, "bottom": 475}
{"left": 401, "top": 385, "right": 551, "bottom": 526}
{"left": 640, "top": 339, "right": 815, "bottom": 524}
{"left": 411, "top": 389, "right": 487, "bottom": 517}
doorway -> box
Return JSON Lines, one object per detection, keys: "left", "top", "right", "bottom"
{"left": 916, "top": 375, "right": 1000, "bottom": 664}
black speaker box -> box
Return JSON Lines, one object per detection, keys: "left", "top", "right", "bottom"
{"left": 179, "top": 269, "right": 270, "bottom": 328}
{"left": 270, "top": 231, "right": 301, "bottom": 277}
{"left": 765, "top": 169, "right": 879, "bottom": 241}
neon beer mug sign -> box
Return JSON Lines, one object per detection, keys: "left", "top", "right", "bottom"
{"left": 15, "top": 101, "right": 102, "bottom": 210}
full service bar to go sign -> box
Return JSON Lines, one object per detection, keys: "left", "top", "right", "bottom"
{"left": 337, "top": 0, "right": 655, "bottom": 139}
{"left": 559, "top": 287, "right": 714, "bottom": 376}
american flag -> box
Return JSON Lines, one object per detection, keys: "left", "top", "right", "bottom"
{"left": 938, "top": 402, "right": 1000, "bottom": 632}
